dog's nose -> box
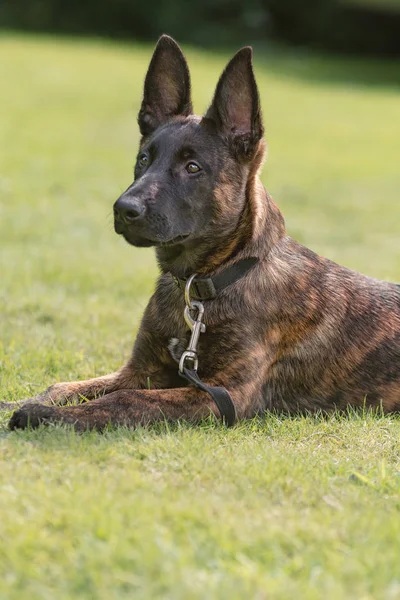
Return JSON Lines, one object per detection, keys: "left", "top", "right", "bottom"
{"left": 113, "top": 196, "right": 146, "bottom": 224}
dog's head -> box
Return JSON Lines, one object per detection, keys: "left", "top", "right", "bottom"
{"left": 114, "top": 35, "right": 266, "bottom": 275}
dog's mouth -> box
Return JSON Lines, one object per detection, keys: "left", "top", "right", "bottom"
{"left": 117, "top": 227, "right": 190, "bottom": 248}
{"left": 156, "top": 234, "right": 190, "bottom": 247}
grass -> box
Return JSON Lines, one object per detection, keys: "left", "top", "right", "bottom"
{"left": 0, "top": 32, "right": 399, "bottom": 598}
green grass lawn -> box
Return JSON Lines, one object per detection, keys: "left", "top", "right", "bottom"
{"left": 0, "top": 32, "right": 400, "bottom": 598}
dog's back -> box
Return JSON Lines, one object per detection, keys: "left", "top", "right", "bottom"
{"left": 259, "top": 236, "right": 400, "bottom": 411}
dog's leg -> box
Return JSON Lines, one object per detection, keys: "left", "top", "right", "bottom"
{"left": 1, "top": 366, "right": 140, "bottom": 410}
{"left": 29, "top": 372, "right": 127, "bottom": 404}
{"left": 8, "top": 385, "right": 252, "bottom": 431}
{"left": 1, "top": 318, "right": 183, "bottom": 411}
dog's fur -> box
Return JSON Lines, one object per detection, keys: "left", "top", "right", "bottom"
{"left": 9, "top": 35, "right": 400, "bottom": 431}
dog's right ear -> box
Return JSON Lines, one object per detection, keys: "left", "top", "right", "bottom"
{"left": 204, "top": 47, "right": 263, "bottom": 159}
{"left": 138, "top": 35, "right": 192, "bottom": 137}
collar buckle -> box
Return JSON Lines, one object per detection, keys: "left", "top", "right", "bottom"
{"left": 173, "top": 275, "right": 217, "bottom": 301}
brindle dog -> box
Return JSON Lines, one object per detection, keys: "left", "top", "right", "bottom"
{"left": 9, "top": 35, "right": 400, "bottom": 431}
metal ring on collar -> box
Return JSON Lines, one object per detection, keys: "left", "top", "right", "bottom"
{"left": 184, "top": 273, "right": 198, "bottom": 308}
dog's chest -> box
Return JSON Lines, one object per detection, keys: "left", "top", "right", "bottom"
{"left": 157, "top": 280, "right": 231, "bottom": 370}
{"left": 165, "top": 309, "right": 212, "bottom": 368}
{"left": 167, "top": 336, "right": 187, "bottom": 363}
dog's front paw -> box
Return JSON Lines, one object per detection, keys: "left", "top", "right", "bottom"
{"left": 8, "top": 403, "right": 59, "bottom": 430}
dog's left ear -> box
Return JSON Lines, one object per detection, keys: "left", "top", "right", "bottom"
{"left": 205, "top": 47, "right": 263, "bottom": 158}
{"left": 138, "top": 35, "right": 192, "bottom": 137}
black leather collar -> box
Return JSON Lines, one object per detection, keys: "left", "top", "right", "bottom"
{"left": 172, "top": 257, "right": 258, "bottom": 301}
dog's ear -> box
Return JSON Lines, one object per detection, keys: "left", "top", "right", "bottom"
{"left": 138, "top": 35, "right": 192, "bottom": 137}
{"left": 204, "top": 47, "right": 263, "bottom": 158}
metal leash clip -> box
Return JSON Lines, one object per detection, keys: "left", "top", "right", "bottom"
{"left": 179, "top": 274, "right": 206, "bottom": 373}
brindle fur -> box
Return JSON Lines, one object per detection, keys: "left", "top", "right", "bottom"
{"left": 9, "top": 35, "right": 400, "bottom": 431}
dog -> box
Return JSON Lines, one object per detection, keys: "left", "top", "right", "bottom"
{"left": 8, "top": 35, "right": 400, "bottom": 431}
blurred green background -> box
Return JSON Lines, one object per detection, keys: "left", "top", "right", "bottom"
{"left": 1, "top": 0, "right": 400, "bottom": 54}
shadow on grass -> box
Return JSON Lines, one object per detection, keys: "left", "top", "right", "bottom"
{"left": 1, "top": 406, "right": 399, "bottom": 452}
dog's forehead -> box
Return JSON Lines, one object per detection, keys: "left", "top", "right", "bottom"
{"left": 148, "top": 117, "right": 220, "bottom": 156}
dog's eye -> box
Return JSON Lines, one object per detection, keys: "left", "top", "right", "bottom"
{"left": 138, "top": 154, "right": 149, "bottom": 168}
{"left": 186, "top": 162, "right": 201, "bottom": 174}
